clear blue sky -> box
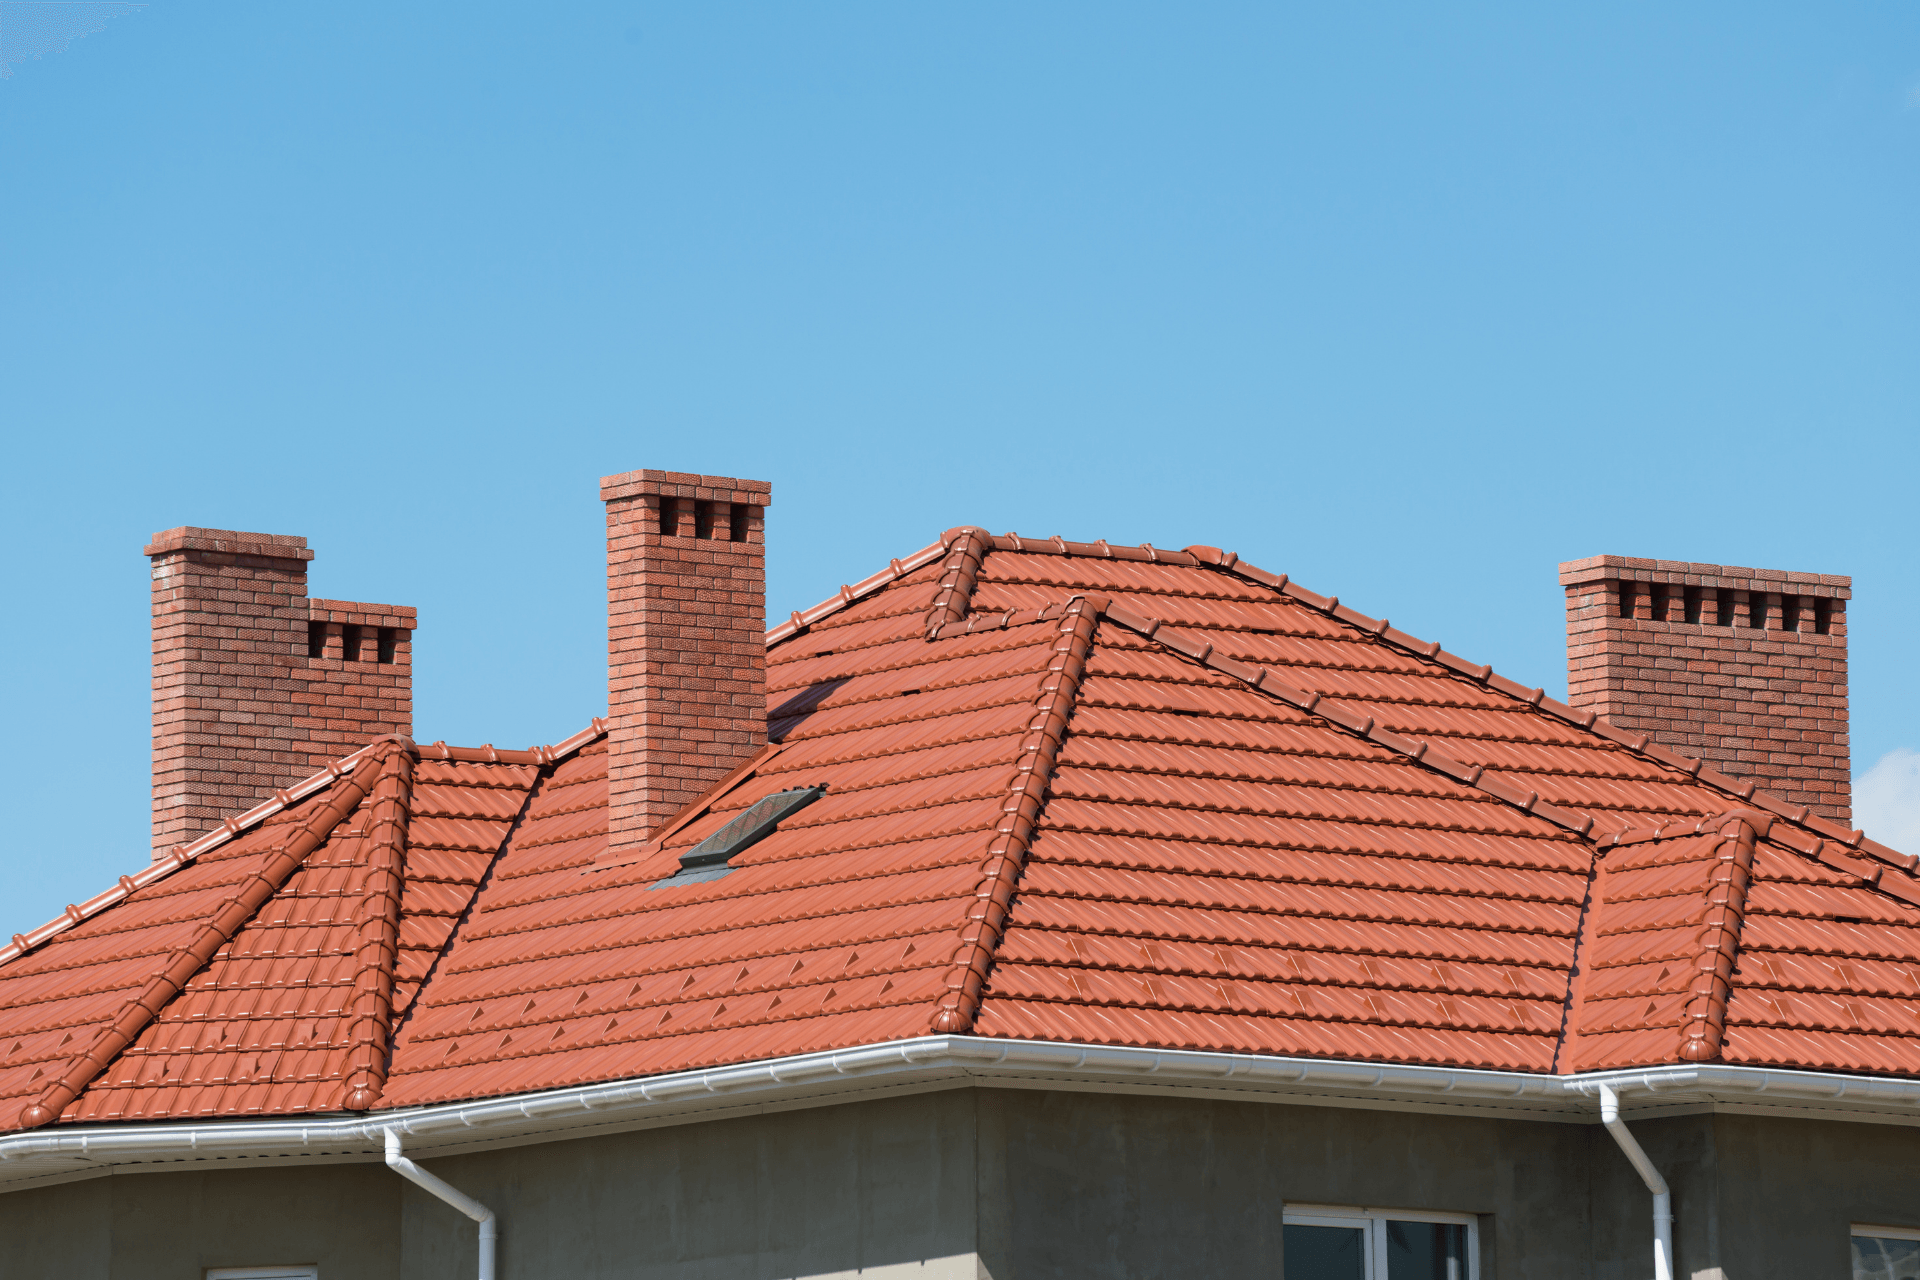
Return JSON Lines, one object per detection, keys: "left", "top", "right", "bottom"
{"left": 3, "top": 3, "right": 1916, "bottom": 932}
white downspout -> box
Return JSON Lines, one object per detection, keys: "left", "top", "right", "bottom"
{"left": 384, "top": 1127, "right": 498, "bottom": 1280}
{"left": 1598, "top": 1084, "right": 1672, "bottom": 1280}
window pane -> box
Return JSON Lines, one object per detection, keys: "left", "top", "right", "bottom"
{"left": 1387, "top": 1220, "right": 1468, "bottom": 1280}
{"left": 1285, "top": 1224, "right": 1367, "bottom": 1280}
{"left": 1855, "top": 1236, "right": 1920, "bottom": 1280}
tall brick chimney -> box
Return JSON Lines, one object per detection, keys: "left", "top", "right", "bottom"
{"left": 1561, "top": 555, "right": 1851, "bottom": 826}
{"left": 147, "top": 527, "right": 416, "bottom": 858}
{"left": 602, "top": 470, "right": 771, "bottom": 859}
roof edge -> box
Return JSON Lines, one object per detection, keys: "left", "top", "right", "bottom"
{"left": 764, "top": 534, "right": 957, "bottom": 646}
{"left": 21, "top": 747, "right": 395, "bottom": 1130}
{"left": 1171, "top": 541, "right": 1903, "bottom": 869}
{"left": 909, "top": 529, "right": 1904, "bottom": 872}
{"left": 6, "top": 1038, "right": 1920, "bottom": 1194}
{"left": 0, "top": 721, "right": 611, "bottom": 970}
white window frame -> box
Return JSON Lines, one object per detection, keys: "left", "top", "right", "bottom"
{"left": 1857, "top": 1225, "right": 1920, "bottom": 1242}
{"left": 1853, "top": 1222, "right": 1920, "bottom": 1280}
{"left": 1284, "top": 1204, "right": 1480, "bottom": 1280}
{"left": 206, "top": 1269, "right": 318, "bottom": 1280}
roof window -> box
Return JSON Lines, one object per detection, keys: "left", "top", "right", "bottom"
{"left": 650, "top": 786, "right": 825, "bottom": 889}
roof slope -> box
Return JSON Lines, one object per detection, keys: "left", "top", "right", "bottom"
{"left": 3, "top": 528, "right": 1919, "bottom": 1132}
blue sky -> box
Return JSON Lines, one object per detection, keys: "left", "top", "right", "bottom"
{"left": 2, "top": 3, "right": 1916, "bottom": 931}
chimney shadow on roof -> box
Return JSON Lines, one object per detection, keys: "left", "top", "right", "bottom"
{"left": 769, "top": 677, "right": 852, "bottom": 742}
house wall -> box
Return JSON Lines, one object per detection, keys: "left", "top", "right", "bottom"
{"left": 0, "top": 1162, "right": 399, "bottom": 1280}
{"left": 1710, "top": 1112, "right": 1920, "bottom": 1279}
{"left": 3, "top": 1090, "right": 1919, "bottom": 1279}
{"left": 976, "top": 1089, "right": 1595, "bottom": 1280}
{"left": 400, "top": 1089, "right": 981, "bottom": 1280}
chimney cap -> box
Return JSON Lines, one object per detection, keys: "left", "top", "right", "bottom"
{"left": 599, "top": 470, "right": 772, "bottom": 506}
{"left": 144, "top": 527, "right": 314, "bottom": 562}
{"left": 1558, "top": 554, "right": 1849, "bottom": 595}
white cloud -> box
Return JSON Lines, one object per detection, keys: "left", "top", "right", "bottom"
{"left": 1856, "top": 749, "right": 1920, "bottom": 854}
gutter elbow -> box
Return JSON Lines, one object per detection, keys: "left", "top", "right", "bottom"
{"left": 382, "top": 1127, "right": 497, "bottom": 1280}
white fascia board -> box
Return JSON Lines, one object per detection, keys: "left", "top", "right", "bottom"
{"left": 4, "top": 1037, "right": 1920, "bottom": 1194}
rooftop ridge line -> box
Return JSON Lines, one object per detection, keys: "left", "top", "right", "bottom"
{"left": 342, "top": 748, "right": 415, "bottom": 1111}
{"left": 0, "top": 720, "right": 610, "bottom": 970}
{"left": 1603, "top": 807, "right": 1920, "bottom": 908}
{"left": 1167, "top": 543, "right": 1905, "bottom": 871}
{"left": 923, "top": 527, "right": 991, "bottom": 636}
{"left": 930, "top": 595, "right": 1105, "bottom": 1034}
{"left": 18, "top": 746, "right": 395, "bottom": 1131}
{"left": 764, "top": 536, "right": 956, "bottom": 647}
{"left": 944, "top": 529, "right": 1900, "bottom": 870}
{"left": 1091, "top": 600, "right": 1598, "bottom": 841}
{"left": 1679, "top": 817, "right": 1759, "bottom": 1064}
{"left": 1092, "top": 601, "right": 1920, "bottom": 907}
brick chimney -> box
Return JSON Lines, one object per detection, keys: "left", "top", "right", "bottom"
{"left": 1561, "top": 555, "right": 1850, "bottom": 826}
{"left": 147, "top": 528, "right": 416, "bottom": 858}
{"left": 602, "top": 470, "right": 771, "bottom": 859}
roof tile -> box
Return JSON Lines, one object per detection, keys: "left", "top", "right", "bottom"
{"left": 7, "top": 528, "right": 1920, "bottom": 1132}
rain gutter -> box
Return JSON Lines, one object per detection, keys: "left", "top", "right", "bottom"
{"left": 6, "top": 1037, "right": 1920, "bottom": 1192}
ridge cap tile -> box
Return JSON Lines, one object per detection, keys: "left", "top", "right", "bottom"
{"left": 13, "top": 528, "right": 1918, "bottom": 1130}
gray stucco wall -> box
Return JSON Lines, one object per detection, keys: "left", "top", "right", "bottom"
{"left": 401, "top": 1088, "right": 981, "bottom": 1280}
{"left": 2, "top": 1088, "right": 1917, "bottom": 1279}
{"left": 1712, "top": 1113, "right": 1920, "bottom": 1279}
{"left": 0, "top": 1161, "right": 399, "bottom": 1280}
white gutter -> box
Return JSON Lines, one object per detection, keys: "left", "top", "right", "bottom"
{"left": 385, "top": 1128, "right": 496, "bottom": 1280}
{"left": 1599, "top": 1084, "right": 1672, "bottom": 1280}
{"left": 4, "top": 1037, "right": 1920, "bottom": 1194}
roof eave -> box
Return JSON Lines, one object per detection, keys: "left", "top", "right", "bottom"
{"left": 6, "top": 1039, "right": 1920, "bottom": 1194}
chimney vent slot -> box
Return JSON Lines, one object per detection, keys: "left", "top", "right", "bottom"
{"left": 342, "top": 624, "right": 364, "bottom": 662}
{"left": 377, "top": 627, "right": 399, "bottom": 664}
{"left": 729, "top": 503, "right": 749, "bottom": 543}
{"left": 307, "top": 621, "right": 327, "bottom": 659}
{"left": 658, "top": 498, "right": 680, "bottom": 538}
{"left": 694, "top": 500, "right": 715, "bottom": 541}
{"left": 1563, "top": 553, "right": 1851, "bottom": 828}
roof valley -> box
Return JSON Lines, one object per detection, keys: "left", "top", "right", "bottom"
{"left": 380, "top": 758, "right": 553, "bottom": 1070}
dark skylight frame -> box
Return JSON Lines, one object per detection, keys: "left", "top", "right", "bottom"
{"left": 649, "top": 786, "right": 826, "bottom": 889}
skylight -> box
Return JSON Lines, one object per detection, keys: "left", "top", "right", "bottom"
{"left": 649, "top": 786, "right": 826, "bottom": 889}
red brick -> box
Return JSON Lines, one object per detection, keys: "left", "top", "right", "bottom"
{"left": 1562, "top": 555, "right": 1851, "bottom": 826}
{"left": 602, "top": 472, "right": 771, "bottom": 856}
{"left": 146, "top": 528, "right": 414, "bottom": 859}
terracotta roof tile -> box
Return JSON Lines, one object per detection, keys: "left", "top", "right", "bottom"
{"left": 8, "top": 526, "right": 1920, "bottom": 1132}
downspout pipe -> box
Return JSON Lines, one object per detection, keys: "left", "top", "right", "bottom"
{"left": 384, "top": 1127, "right": 497, "bottom": 1280}
{"left": 1598, "top": 1084, "right": 1672, "bottom": 1280}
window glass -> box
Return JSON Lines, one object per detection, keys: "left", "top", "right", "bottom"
{"left": 1284, "top": 1208, "right": 1475, "bottom": 1280}
{"left": 1855, "top": 1235, "right": 1920, "bottom": 1280}
{"left": 1284, "top": 1224, "right": 1367, "bottom": 1280}
{"left": 1387, "top": 1220, "right": 1469, "bottom": 1280}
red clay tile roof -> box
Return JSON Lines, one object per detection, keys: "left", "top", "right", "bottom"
{"left": 4, "top": 529, "right": 1919, "bottom": 1131}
